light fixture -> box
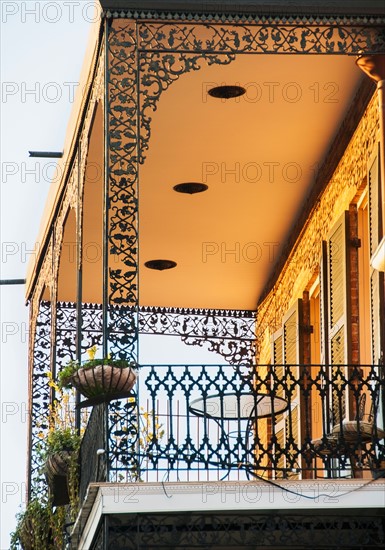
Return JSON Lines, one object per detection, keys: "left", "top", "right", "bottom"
{"left": 370, "top": 236, "right": 385, "bottom": 272}
{"left": 208, "top": 85, "right": 246, "bottom": 99}
{"left": 173, "top": 182, "right": 208, "bottom": 194}
{"left": 144, "top": 260, "right": 177, "bottom": 271}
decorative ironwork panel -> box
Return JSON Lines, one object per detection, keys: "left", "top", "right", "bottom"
{"left": 181, "top": 335, "right": 255, "bottom": 365}
{"left": 108, "top": 391, "right": 139, "bottom": 482}
{"left": 139, "top": 306, "right": 256, "bottom": 365}
{"left": 52, "top": 302, "right": 256, "bottom": 364}
{"left": 106, "top": 511, "right": 385, "bottom": 549}
{"left": 106, "top": 20, "right": 139, "bottom": 362}
{"left": 55, "top": 302, "right": 104, "bottom": 369}
{"left": 30, "top": 301, "right": 106, "bottom": 497}
{"left": 81, "top": 303, "right": 104, "bottom": 353}
{"left": 30, "top": 300, "right": 51, "bottom": 498}
{"left": 137, "top": 22, "right": 385, "bottom": 55}
{"left": 56, "top": 302, "right": 77, "bottom": 370}
{"left": 139, "top": 50, "right": 234, "bottom": 162}
{"left": 139, "top": 306, "right": 255, "bottom": 338}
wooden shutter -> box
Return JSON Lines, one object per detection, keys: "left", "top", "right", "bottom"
{"left": 271, "top": 330, "right": 285, "bottom": 474}
{"left": 319, "top": 242, "right": 329, "bottom": 365}
{"left": 314, "top": 241, "right": 333, "bottom": 434}
{"left": 272, "top": 330, "right": 284, "bottom": 400}
{"left": 368, "top": 146, "right": 382, "bottom": 256}
{"left": 328, "top": 212, "right": 350, "bottom": 358}
{"left": 283, "top": 300, "right": 303, "bottom": 401}
{"left": 318, "top": 240, "right": 333, "bottom": 427}
{"left": 368, "top": 146, "right": 384, "bottom": 363}
{"left": 269, "top": 301, "right": 303, "bottom": 478}
{"left": 326, "top": 212, "right": 351, "bottom": 423}
{"left": 283, "top": 301, "right": 303, "bottom": 478}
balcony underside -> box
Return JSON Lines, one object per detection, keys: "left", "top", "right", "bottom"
{"left": 73, "top": 483, "right": 385, "bottom": 549}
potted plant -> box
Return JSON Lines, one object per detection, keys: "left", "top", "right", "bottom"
{"left": 10, "top": 500, "right": 54, "bottom": 550}
{"left": 44, "top": 427, "right": 80, "bottom": 478}
{"left": 44, "top": 427, "right": 80, "bottom": 506}
{"left": 57, "top": 346, "right": 137, "bottom": 404}
{"left": 11, "top": 499, "right": 67, "bottom": 550}
{"left": 37, "top": 374, "right": 82, "bottom": 507}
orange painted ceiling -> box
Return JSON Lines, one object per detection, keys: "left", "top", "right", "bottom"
{"left": 138, "top": 54, "right": 363, "bottom": 310}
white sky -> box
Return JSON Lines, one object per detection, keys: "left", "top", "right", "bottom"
{"left": 0, "top": 3, "right": 223, "bottom": 546}
{"left": 0, "top": 2, "right": 100, "bottom": 546}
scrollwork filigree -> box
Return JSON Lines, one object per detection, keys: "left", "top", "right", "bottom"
{"left": 139, "top": 51, "right": 235, "bottom": 161}
{"left": 107, "top": 21, "right": 139, "bottom": 361}
{"left": 138, "top": 22, "right": 385, "bottom": 55}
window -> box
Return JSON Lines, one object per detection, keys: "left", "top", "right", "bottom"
{"left": 271, "top": 300, "right": 304, "bottom": 478}
{"left": 320, "top": 212, "right": 352, "bottom": 424}
{"left": 368, "top": 144, "right": 384, "bottom": 363}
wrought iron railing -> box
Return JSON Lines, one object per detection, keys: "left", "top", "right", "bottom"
{"left": 79, "top": 364, "right": 385, "bottom": 493}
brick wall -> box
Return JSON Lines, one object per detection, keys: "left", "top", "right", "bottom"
{"left": 257, "top": 94, "right": 379, "bottom": 364}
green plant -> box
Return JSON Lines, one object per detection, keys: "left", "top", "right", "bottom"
{"left": 56, "top": 359, "right": 79, "bottom": 389}
{"left": 57, "top": 346, "right": 134, "bottom": 390}
{"left": 45, "top": 427, "right": 80, "bottom": 457}
{"left": 37, "top": 374, "right": 81, "bottom": 461}
{"left": 115, "top": 403, "right": 165, "bottom": 482}
{"left": 42, "top": 427, "right": 81, "bottom": 507}
{"left": 10, "top": 499, "right": 64, "bottom": 550}
{"left": 35, "top": 373, "right": 84, "bottom": 516}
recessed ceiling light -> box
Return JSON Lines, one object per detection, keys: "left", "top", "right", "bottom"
{"left": 208, "top": 85, "right": 246, "bottom": 99}
{"left": 173, "top": 182, "right": 208, "bottom": 194}
{"left": 144, "top": 260, "right": 177, "bottom": 271}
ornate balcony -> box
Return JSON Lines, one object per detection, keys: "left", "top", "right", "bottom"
{"left": 77, "top": 363, "right": 385, "bottom": 503}
{"left": 15, "top": 3, "right": 385, "bottom": 546}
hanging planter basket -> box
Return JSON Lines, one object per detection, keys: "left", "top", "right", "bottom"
{"left": 14, "top": 501, "right": 54, "bottom": 549}
{"left": 45, "top": 450, "right": 73, "bottom": 507}
{"left": 19, "top": 518, "right": 34, "bottom": 550}
{"left": 70, "top": 364, "right": 137, "bottom": 407}
{"left": 19, "top": 519, "right": 53, "bottom": 550}
{"left": 45, "top": 450, "right": 72, "bottom": 479}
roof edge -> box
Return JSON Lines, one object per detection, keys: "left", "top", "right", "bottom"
{"left": 25, "top": 19, "right": 104, "bottom": 301}
{"left": 99, "top": 0, "right": 385, "bottom": 17}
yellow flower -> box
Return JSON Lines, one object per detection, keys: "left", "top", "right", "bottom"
{"left": 87, "top": 346, "right": 98, "bottom": 361}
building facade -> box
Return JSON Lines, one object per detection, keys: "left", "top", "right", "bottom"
{"left": 21, "top": 1, "right": 385, "bottom": 549}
